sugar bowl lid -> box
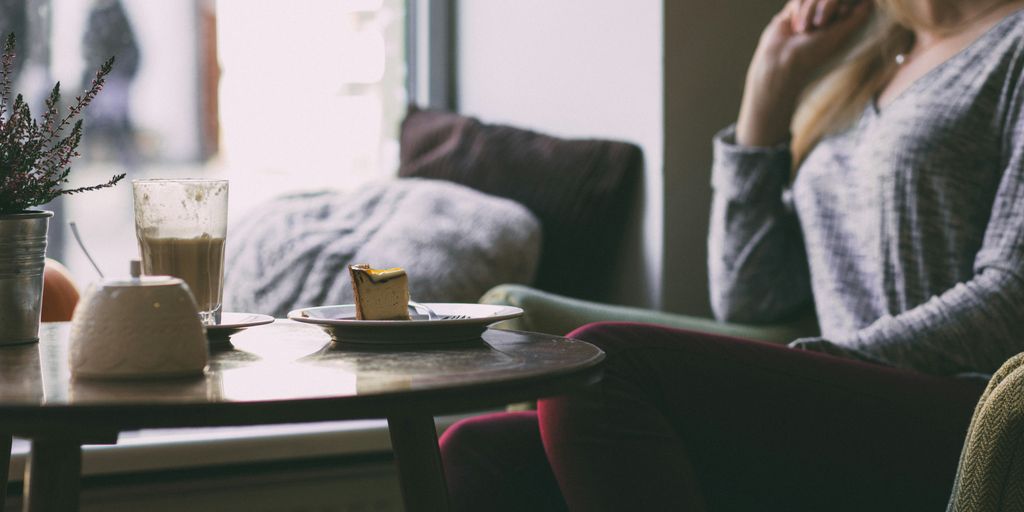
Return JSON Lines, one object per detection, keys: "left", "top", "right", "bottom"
{"left": 99, "top": 260, "right": 183, "bottom": 288}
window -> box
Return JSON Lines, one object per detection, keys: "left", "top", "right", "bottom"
{"left": 7, "top": 0, "right": 407, "bottom": 285}
{"left": 217, "top": 0, "right": 407, "bottom": 188}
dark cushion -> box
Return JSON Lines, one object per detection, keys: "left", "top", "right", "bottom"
{"left": 398, "top": 106, "right": 643, "bottom": 301}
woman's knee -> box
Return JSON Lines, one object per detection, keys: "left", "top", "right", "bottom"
{"left": 441, "top": 412, "right": 564, "bottom": 511}
{"left": 440, "top": 411, "right": 545, "bottom": 475}
{"left": 540, "top": 324, "right": 685, "bottom": 430}
{"left": 549, "top": 322, "right": 750, "bottom": 423}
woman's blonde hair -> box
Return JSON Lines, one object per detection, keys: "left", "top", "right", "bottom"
{"left": 790, "top": 0, "right": 1007, "bottom": 166}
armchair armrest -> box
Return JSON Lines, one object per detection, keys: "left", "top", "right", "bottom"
{"left": 480, "top": 284, "right": 817, "bottom": 344}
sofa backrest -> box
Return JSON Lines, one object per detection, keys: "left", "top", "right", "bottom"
{"left": 398, "top": 106, "right": 644, "bottom": 301}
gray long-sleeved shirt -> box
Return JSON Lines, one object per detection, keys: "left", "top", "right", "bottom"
{"left": 708, "top": 9, "right": 1024, "bottom": 376}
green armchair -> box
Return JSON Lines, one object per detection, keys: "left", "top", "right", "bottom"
{"left": 480, "top": 283, "right": 1024, "bottom": 512}
{"left": 480, "top": 283, "right": 818, "bottom": 343}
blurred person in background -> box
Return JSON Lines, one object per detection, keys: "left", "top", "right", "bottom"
{"left": 80, "top": 0, "right": 139, "bottom": 168}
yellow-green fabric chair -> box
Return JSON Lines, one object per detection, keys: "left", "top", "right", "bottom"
{"left": 948, "top": 353, "right": 1024, "bottom": 511}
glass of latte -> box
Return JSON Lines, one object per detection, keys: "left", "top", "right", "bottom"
{"left": 132, "top": 179, "right": 229, "bottom": 326}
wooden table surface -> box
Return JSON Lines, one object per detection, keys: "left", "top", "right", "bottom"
{"left": 0, "top": 321, "right": 604, "bottom": 512}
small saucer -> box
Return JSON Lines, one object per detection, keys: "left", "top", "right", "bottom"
{"left": 205, "top": 312, "right": 275, "bottom": 340}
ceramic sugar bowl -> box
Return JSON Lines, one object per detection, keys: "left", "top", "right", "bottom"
{"left": 69, "top": 261, "right": 208, "bottom": 379}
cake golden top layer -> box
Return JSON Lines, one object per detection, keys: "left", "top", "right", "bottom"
{"left": 350, "top": 264, "right": 407, "bottom": 283}
{"left": 365, "top": 267, "right": 406, "bottom": 280}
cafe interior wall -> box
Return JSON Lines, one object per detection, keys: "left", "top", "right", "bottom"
{"left": 457, "top": 0, "right": 665, "bottom": 310}
{"left": 457, "top": 0, "right": 782, "bottom": 316}
{"left": 661, "top": 1, "right": 783, "bottom": 316}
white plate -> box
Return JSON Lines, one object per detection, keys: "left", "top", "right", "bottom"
{"left": 206, "top": 312, "right": 276, "bottom": 338}
{"left": 287, "top": 303, "right": 524, "bottom": 345}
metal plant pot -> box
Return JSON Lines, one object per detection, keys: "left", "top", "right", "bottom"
{"left": 0, "top": 210, "right": 53, "bottom": 345}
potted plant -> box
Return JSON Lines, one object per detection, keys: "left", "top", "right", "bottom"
{"left": 0, "top": 33, "right": 124, "bottom": 345}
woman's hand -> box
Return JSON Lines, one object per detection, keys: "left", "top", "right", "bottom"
{"left": 736, "top": 0, "right": 873, "bottom": 147}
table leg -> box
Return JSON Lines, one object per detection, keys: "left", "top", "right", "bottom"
{"left": 22, "top": 438, "right": 82, "bottom": 512}
{"left": 387, "top": 414, "right": 450, "bottom": 512}
{"left": 1, "top": 434, "right": 11, "bottom": 511}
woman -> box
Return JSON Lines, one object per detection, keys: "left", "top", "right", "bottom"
{"left": 441, "top": 0, "right": 1024, "bottom": 509}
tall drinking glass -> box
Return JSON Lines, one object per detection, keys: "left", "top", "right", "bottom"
{"left": 132, "top": 179, "right": 229, "bottom": 325}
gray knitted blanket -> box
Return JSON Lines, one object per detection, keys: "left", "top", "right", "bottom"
{"left": 223, "top": 178, "right": 541, "bottom": 318}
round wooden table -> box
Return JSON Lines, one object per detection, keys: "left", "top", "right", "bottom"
{"left": 0, "top": 321, "right": 604, "bottom": 512}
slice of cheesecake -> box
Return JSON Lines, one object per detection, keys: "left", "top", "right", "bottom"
{"left": 348, "top": 264, "right": 411, "bottom": 320}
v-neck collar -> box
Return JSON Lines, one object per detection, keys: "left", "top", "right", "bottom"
{"left": 872, "top": 6, "right": 1024, "bottom": 114}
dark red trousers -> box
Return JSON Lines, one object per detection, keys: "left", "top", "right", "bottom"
{"left": 439, "top": 322, "right": 989, "bottom": 511}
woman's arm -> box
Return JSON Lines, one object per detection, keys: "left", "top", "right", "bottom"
{"left": 793, "top": 268, "right": 1024, "bottom": 375}
{"left": 708, "top": 0, "right": 872, "bottom": 323}
{"left": 708, "top": 128, "right": 812, "bottom": 324}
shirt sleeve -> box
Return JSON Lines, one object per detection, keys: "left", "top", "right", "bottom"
{"left": 707, "top": 125, "right": 814, "bottom": 324}
{"left": 805, "top": 267, "right": 1024, "bottom": 375}
{"left": 803, "top": 96, "right": 1024, "bottom": 376}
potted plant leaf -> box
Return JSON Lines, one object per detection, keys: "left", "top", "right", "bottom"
{"left": 0, "top": 33, "right": 124, "bottom": 345}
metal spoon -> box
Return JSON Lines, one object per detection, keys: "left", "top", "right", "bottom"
{"left": 69, "top": 221, "right": 105, "bottom": 278}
